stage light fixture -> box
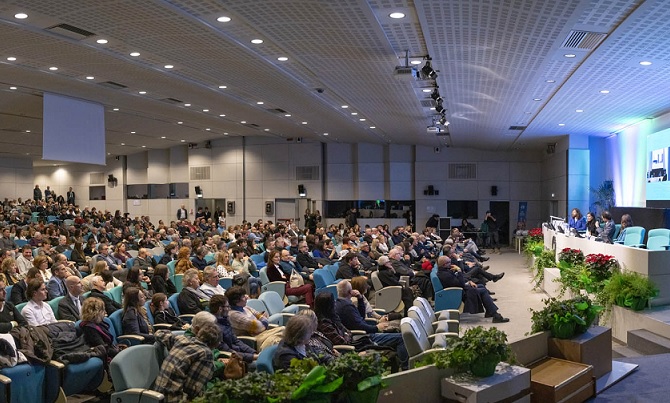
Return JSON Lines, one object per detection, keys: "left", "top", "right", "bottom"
{"left": 435, "top": 104, "right": 445, "bottom": 114}
{"left": 421, "top": 60, "right": 437, "bottom": 79}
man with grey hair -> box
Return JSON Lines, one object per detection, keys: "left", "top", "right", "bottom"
{"left": 335, "top": 280, "right": 409, "bottom": 369}
{"left": 199, "top": 266, "right": 226, "bottom": 298}
{"left": 177, "top": 269, "right": 208, "bottom": 314}
{"left": 58, "top": 276, "right": 85, "bottom": 321}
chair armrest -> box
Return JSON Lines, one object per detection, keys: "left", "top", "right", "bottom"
{"left": 117, "top": 335, "right": 146, "bottom": 346}
{"left": 334, "top": 345, "right": 355, "bottom": 353}
{"left": 152, "top": 324, "right": 174, "bottom": 331}
{"left": 178, "top": 314, "right": 195, "bottom": 323}
{"left": 408, "top": 348, "right": 449, "bottom": 369}
{"left": 290, "top": 304, "right": 311, "bottom": 311}
{"left": 219, "top": 351, "right": 232, "bottom": 358}
{"left": 434, "top": 309, "right": 460, "bottom": 321}
{"left": 372, "top": 308, "right": 386, "bottom": 315}
{"left": 351, "top": 330, "right": 367, "bottom": 335}
{"left": 433, "top": 319, "right": 459, "bottom": 334}
{"left": 237, "top": 336, "right": 258, "bottom": 349}
{"left": 614, "top": 240, "right": 623, "bottom": 245}
{"left": 49, "top": 360, "right": 66, "bottom": 369}
{"left": 116, "top": 388, "right": 165, "bottom": 402}
{"left": 57, "top": 320, "right": 75, "bottom": 323}
{"left": 632, "top": 243, "right": 645, "bottom": 248}
{"left": 427, "top": 332, "right": 459, "bottom": 343}
{"left": 0, "top": 374, "right": 10, "bottom": 385}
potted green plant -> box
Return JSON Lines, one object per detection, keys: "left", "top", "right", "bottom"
{"left": 590, "top": 180, "right": 616, "bottom": 217}
{"left": 416, "top": 326, "right": 512, "bottom": 378}
{"left": 601, "top": 271, "right": 659, "bottom": 311}
{"left": 529, "top": 296, "right": 602, "bottom": 339}
{"left": 523, "top": 228, "right": 544, "bottom": 259}
{"left": 557, "top": 248, "right": 584, "bottom": 270}
{"left": 532, "top": 249, "right": 556, "bottom": 289}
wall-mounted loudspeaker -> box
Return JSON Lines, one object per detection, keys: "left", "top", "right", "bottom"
{"left": 491, "top": 186, "right": 498, "bottom": 196}
{"left": 265, "top": 201, "right": 274, "bottom": 215}
{"left": 226, "top": 201, "right": 235, "bottom": 215}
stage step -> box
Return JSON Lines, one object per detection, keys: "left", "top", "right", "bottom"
{"left": 612, "top": 342, "right": 643, "bottom": 359}
{"left": 627, "top": 329, "right": 670, "bottom": 356}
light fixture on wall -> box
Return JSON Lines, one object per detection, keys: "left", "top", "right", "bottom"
{"left": 107, "top": 174, "right": 118, "bottom": 187}
{"left": 420, "top": 57, "right": 438, "bottom": 79}
{"left": 298, "top": 184, "right": 306, "bottom": 197}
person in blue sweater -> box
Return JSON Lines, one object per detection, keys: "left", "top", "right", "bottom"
{"left": 568, "top": 208, "right": 587, "bottom": 231}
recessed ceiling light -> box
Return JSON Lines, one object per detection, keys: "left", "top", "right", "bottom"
{"left": 9, "top": 86, "right": 17, "bottom": 90}
{"left": 86, "top": 76, "right": 94, "bottom": 80}
{"left": 277, "top": 57, "right": 288, "bottom": 61}
{"left": 121, "top": 143, "right": 125, "bottom": 146}
{"left": 389, "top": 12, "right": 405, "bottom": 19}
{"left": 546, "top": 79, "right": 556, "bottom": 83}
{"left": 429, "top": 107, "right": 436, "bottom": 110}
{"left": 576, "top": 109, "right": 584, "bottom": 113}
{"left": 113, "top": 108, "right": 119, "bottom": 111}
{"left": 359, "top": 118, "right": 366, "bottom": 121}
{"left": 138, "top": 91, "right": 146, "bottom": 94}
{"left": 217, "top": 16, "right": 231, "bottom": 22}
{"left": 7, "top": 57, "right": 17, "bottom": 61}
{"left": 323, "top": 133, "right": 329, "bottom": 136}
{"left": 130, "top": 131, "right": 136, "bottom": 134}
{"left": 25, "top": 130, "right": 31, "bottom": 133}
{"left": 14, "top": 13, "right": 28, "bottom": 19}
{"left": 49, "top": 67, "right": 58, "bottom": 71}
{"left": 241, "top": 120, "right": 247, "bottom": 124}
{"left": 129, "top": 52, "right": 141, "bottom": 57}
{"left": 184, "top": 103, "right": 191, "bottom": 107}
{"left": 219, "top": 114, "right": 226, "bottom": 117}
{"left": 533, "top": 98, "right": 542, "bottom": 101}
{"left": 422, "top": 89, "right": 432, "bottom": 93}
{"left": 224, "top": 132, "right": 228, "bottom": 135}
{"left": 205, "top": 128, "right": 211, "bottom": 131}
{"left": 369, "top": 126, "right": 376, "bottom": 129}
{"left": 301, "top": 121, "right": 308, "bottom": 125}
{"left": 524, "top": 111, "right": 532, "bottom": 114}
{"left": 256, "top": 101, "right": 264, "bottom": 105}
{"left": 177, "top": 121, "right": 183, "bottom": 124}
{"left": 96, "top": 39, "right": 108, "bottom": 44}
{"left": 164, "top": 64, "right": 174, "bottom": 69}
{"left": 251, "top": 39, "right": 263, "bottom": 44}
{"left": 180, "top": 139, "right": 186, "bottom": 142}
{"left": 341, "top": 105, "right": 349, "bottom": 108}
{"left": 218, "top": 85, "right": 227, "bottom": 89}
{"left": 161, "top": 136, "right": 166, "bottom": 139}
{"left": 558, "top": 123, "right": 565, "bottom": 126}
{"left": 203, "top": 109, "right": 209, "bottom": 112}
{"left": 564, "top": 54, "right": 576, "bottom": 58}
{"left": 264, "top": 128, "right": 270, "bottom": 131}
{"left": 410, "top": 60, "right": 422, "bottom": 65}
{"left": 141, "top": 145, "right": 146, "bottom": 148}
{"left": 600, "top": 90, "right": 610, "bottom": 94}
{"left": 351, "top": 112, "right": 358, "bottom": 115}
{"left": 640, "top": 61, "right": 652, "bottom": 66}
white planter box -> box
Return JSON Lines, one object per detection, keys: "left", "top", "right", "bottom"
{"left": 441, "top": 363, "right": 531, "bottom": 403}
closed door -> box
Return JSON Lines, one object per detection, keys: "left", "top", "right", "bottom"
{"left": 275, "top": 199, "right": 296, "bottom": 222}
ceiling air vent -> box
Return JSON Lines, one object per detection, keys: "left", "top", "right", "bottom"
{"left": 448, "top": 163, "right": 477, "bottom": 180}
{"left": 561, "top": 30, "right": 607, "bottom": 50}
{"left": 296, "top": 166, "right": 320, "bottom": 181}
{"left": 189, "top": 166, "right": 211, "bottom": 180}
{"left": 45, "top": 23, "right": 95, "bottom": 40}
{"left": 98, "top": 81, "right": 127, "bottom": 90}
{"left": 420, "top": 99, "right": 436, "bottom": 108}
{"left": 508, "top": 126, "right": 527, "bottom": 130}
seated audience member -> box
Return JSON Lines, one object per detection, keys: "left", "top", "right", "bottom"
{"left": 159, "top": 242, "right": 178, "bottom": 265}
{"left": 33, "top": 255, "right": 52, "bottom": 283}
{"left": 174, "top": 246, "right": 195, "bottom": 275}
{"left": 595, "top": 210, "right": 615, "bottom": 244}
{"left": 210, "top": 294, "right": 258, "bottom": 369}
{"left": 10, "top": 267, "right": 42, "bottom": 305}
{"left": 387, "top": 247, "right": 414, "bottom": 278}
{"left": 79, "top": 297, "right": 120, "bottom": 358}
{"left": 151, "top": 264, "right": 177, "bottom": 296}
{"left": 122, "top": 267, "right": 151, "bottom": 296}
{"left": 568, "top": 208, "right": 587, "bottom": 231}
{"left": 273, "top": 314, "right": 317, "bottom": 371}
{"left": 58, "top": 276, "right": 85, "bottom": 321}
{"left": 314, "top": 291, "right": 354, "bottom": 346}
{"left": 113, "top": 242, "right": 133, "bottom": 264}
{"left": 230, "top": 248, "right": 262, "bottom": 297}
{"left": 435, "top": 256, "right": 509, "bottom": 323}
{"left": 376, "top": 256, "right": 414, "bottom": 315}
{"left": 296, "top": 241, "right": 323, "bottom": 271}
{"left": 70, "top": 241, "right": 88, "bottom": 267}
{"left": 95, "top": 243, "right": 121, "bottom": 271}
{"left": 16, "top": 245, "right": 34, "bottom": 278}
{"left": 350, "top": 276, "right": 387, "bottom": 322}
{"left": 224, "top": 286, "right": 282, "bottom": 349}
{"left": 46, "top": 263, "right": 68, "bottom": 300}
{"left": 298, "top": 309, "right": 339, "bottom": 365}
{"left": 334, "top": 280, "right": 408, "bottom": 369}
{"left": 266, "top": 250, "right": 314, "bottom": 307}
{"left": 83, "top": 261, "right": 122, "bottom": 291}
{"left": 279, "top": 248, "right": 313, "bottom": 284}
{"left": 0, "top": 279, "right": 27, "bottom": 332}
{"left": 22, "top": 279, "right": 57, "bottom": 326}
{"left": 178, "top": 269, "right": 209, "bottom": 314}
{"left": 191, "top": 246, "right": 208, "bottom": 271}
{"left": 133, "top": 247, "right": 156, "bottom": 274}
{"left": 121, "top": 286, "right": 155, "bottom": 343}
{"left": 153, "top": 321, "right": 221, "bottom": 402}
{"left": 336, "top": 253, "right": 363, "bottom": 280}
{"left": 1, "top": 258, "right": 21, "bottom": 286}
{"left": 199, "top": 266, "right": 226, "bottom": 298}
{"left": 83, "top": 238, "right": 97, "bottom": 257}
{"left": 151, "top": 293, "right": 188, "bottom": 330}
{"left": 89, "top": 275, "right": 122, "bottom": 316}
{"left": 312, "top": 239, "right": 337, "bottom": 262}
{"left": 216, "top": 250, "right": 235, "bottom": 278}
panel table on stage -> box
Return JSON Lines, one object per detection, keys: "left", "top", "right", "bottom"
{"left": 543, "top": 228, "right": 670, "bottom": 306}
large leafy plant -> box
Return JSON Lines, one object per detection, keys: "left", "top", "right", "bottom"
{"left": 601, "top": 271, "right": 659, "bottom": 311}
{"left": 532, "top": 249, "right": 556, "bottom": 289}
{"left": 557, "top": 248, "right": 584, "bottom": 269}
{"left": 529, "top": 296, "right": 602, "bottom": 338}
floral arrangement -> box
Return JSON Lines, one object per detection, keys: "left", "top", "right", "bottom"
{"left": 527, "top": 227, "right": 543, "bottom": 242}
{"left": 584, "top": 254, "right": 619, "bottom": 283}
{"left": 557, "top": 248, "right": 584, "bottom": 268}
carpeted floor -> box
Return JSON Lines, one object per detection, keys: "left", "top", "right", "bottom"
{"left": 589, "top": 354, "right": 669, "bottom": 402}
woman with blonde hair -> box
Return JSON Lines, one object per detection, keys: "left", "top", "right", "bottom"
{"left": 113, "top": 242, "right": 132, "bottom": 264}
{"left": 215, "top": 250, "right": 234, "bottom": 278}
{"left": 83, "top": 261, "right": 121, "bottom": 291}
{"left": 32, "top": 255, "right": 51, "bottom": 283}
{"left": 1, "top": 258, "right": 20, "bottom": 285}
{"left": 79, "top": 297, "right": 120, "bottom": 358}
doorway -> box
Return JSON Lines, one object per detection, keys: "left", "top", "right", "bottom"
{"left": 275, "top": 199, "right": 297, "bottom": 223}
{"left": 489, "top": 201, "right": 510, "bottom": 246}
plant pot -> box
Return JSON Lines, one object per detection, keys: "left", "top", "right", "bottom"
{"left": 550, "top": 321, "right": 576, "bottom": 339}
{"left": 629, "top": 296, "right": 648, "bottom": 311}
{"left": 615, "top": 295, "right": 626, "bottom": 307}
{"left": 469, "top": 353, "right": 501, "bottom": 377}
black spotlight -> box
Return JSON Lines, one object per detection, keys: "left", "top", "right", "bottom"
{"left": 298, "top": 184, "right": 306, "bottom": 197}
{"left": 435, "top": 104, "right": 445, "bottom": 114}
{"left": 438, "top": 115, "right": 449, "bottom": 126}
{"left": 430, "top": 89, "right": 442, "bottom": 103}
{"left": 421, "top": 61, "right": 437, "bottom": 79}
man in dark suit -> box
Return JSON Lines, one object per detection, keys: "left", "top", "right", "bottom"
{"left": 0, "top": 279, "right": 27, "bottom": 333}
{"left": 133, "top": 248, "right": 156, "bottom": 274}
{"left": 46, "top": 263, "right": 68, "bottom": 300}
{"left": 10, "top": 268, "right": 42, "bottom": 305}
{"left": 58, "top": 276, "right": 85, "bottom": 321}
{"left": 66, "top": 187, "right": 76, "bottom": 205}
{"left": 177, "top": 204, "right": 188, "bottom": 220}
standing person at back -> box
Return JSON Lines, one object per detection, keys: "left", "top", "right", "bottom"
{"left": 484, "top": 211, "right": 501, "bottom": 254}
